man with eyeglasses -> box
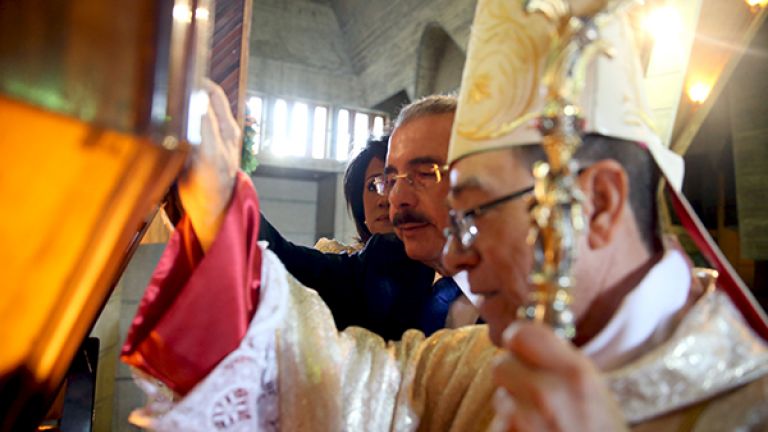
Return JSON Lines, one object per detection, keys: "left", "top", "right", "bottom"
{"left": 256, "top": 95, "right": 479, "bottom": 341}
{"left": 439, "top": 0, "right": 768, "bottom": 430}
{"left": 376, "top": 96, "right": 479, "bottom": 329}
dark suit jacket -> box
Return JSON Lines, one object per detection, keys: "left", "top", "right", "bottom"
{"left": 259, "top": 213, "right": 442, "bottom": 341}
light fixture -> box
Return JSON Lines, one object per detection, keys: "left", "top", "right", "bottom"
{"left": 687, "top": 81, "right": 712, "bottom": 104}
{"left": 745, "top": 0, "right": 768, "bottom": 10}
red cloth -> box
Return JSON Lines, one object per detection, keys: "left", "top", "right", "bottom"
{"left": 121, "top": 172, "right": 262, "bottom": 395}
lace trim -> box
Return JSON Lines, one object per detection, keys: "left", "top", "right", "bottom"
{"left": 128, "top": 248, "right": 287, "bottom": 431}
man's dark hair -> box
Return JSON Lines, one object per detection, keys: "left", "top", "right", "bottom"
{"left": 344, "top": 136, "right": 389, "bottom": 243}
{"left": 515, "top": 134, "right": 661, "bottom": 254}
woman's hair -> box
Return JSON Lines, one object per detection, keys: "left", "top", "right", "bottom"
{"left": 343, "top": 135, "right": 389, "bottom": 243}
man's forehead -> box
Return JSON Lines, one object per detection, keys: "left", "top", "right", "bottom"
{"left": 386, "top": 116, "right": 452, "bottom": 171}
{"left": 448, "top": 150, "right": 530, "bottom": 202}
{"left": 448, "top": 163, "right": 498, "bottom": 203}
{"left": 384, "top": 156, "right": 442, "bottom": 173}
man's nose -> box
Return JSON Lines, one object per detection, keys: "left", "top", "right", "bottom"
{"left": 442, "top": 234, "right": 479, "bottom": 275}
{"left": 388, "top": 177, "right": 418, "bottom": 209}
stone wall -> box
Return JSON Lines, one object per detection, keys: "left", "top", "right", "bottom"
{"left": 111, "top": 244, "right": 166, "bottom": 431}
{"left": 729, "top": 20, "right": 768, "bottom": 262}
{"left": 248, "top": 0, "right": 476, "bottom": 109}
{"left": 330, "top": 0, "right": 476, "bottom": 107}
{"left": 253, "top": 175, "right": 321, "bottom": 246}
{"left": 248, "top": 0, "right": 365, "bottom": 106}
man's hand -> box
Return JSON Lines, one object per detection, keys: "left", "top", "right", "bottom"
{"left": 177, "top": 79, "right": 242, "bottom": 251}
{"left": 490, "top": 322, "right": 627, "bottom": 432}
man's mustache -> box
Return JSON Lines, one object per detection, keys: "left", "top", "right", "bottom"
{"left": 392, "top": 209, "right": 431, "bottom": 227}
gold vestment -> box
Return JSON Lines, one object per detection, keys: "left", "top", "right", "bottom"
{"left": 132, "top": 250, "right": 768, "bottom": 431}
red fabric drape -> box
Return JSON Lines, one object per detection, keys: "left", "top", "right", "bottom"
{"left": 121, "top": 172, "right": 262, "bottom": 395}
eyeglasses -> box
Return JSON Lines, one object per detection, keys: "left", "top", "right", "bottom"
{"left": 366, "top": 178, "right": 378, "bottom": 193}
{"left": 372, "top": 163, "right": 446, "bottom": 196}
{"left": 445, "top": 185, "right": 534, "bottom": 250}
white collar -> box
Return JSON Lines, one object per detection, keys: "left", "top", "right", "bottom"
{"left": 452, "top": 271, "right": 480, "bottom": 306}
{"left": 581, "top": 249, "right": 691, "bottom": 370}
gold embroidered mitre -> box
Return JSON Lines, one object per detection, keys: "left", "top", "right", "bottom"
{"left": 448, "top": 0, "right": 685, "bottom": 191}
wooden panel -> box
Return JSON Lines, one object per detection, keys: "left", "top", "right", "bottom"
{"left": 211, "top": 0, "right": 252, "bottom": 126}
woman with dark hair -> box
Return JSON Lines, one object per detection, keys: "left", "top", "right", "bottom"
{"left": 342, "top": 136, "right": 392, "bottom": 244}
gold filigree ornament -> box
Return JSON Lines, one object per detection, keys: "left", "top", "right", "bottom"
{"left": 517, "top": 0, "right": 638, "bottom": 339}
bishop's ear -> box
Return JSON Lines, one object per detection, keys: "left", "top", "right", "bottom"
{"left": 577, "top": 159, "right": 630, "bottom": 250}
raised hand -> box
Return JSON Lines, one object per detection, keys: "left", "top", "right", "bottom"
{"left": 490, "top": 322, "right": 627, "bottom": 431}
{"left": 177, "top": 79, "right": 242, "bottom": 251}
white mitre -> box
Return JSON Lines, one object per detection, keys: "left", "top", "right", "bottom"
{"left": 448, "top": 0, "right": 685, "bottom": 191}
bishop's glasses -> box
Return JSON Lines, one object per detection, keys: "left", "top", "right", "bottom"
{"left": 445, "top": 185, "right": 534, "bottom": 250}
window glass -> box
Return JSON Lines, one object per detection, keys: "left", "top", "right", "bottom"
{"left": 253, "top": 95, "right": 387, "bottom": 161}
{"left": 272, "top": 98, "right": 288, "bottom": 156}
{"left": 312, "top": 106, "right": 328, "bottom": 159}
{"left": 289, "top": 102, "right": 309, "bottom": 156}
{"left": 336, "top": 109, "right": 350, "bottom": 161}
{"left": 353, "top": 112, "right": 370, "bottom": 154}
{"left": 372, "top": 116, "right": 384, "bottom": 138}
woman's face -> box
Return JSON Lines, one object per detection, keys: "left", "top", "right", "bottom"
{"left": 362, "top": 156, "right": 393, "bottom": 236}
